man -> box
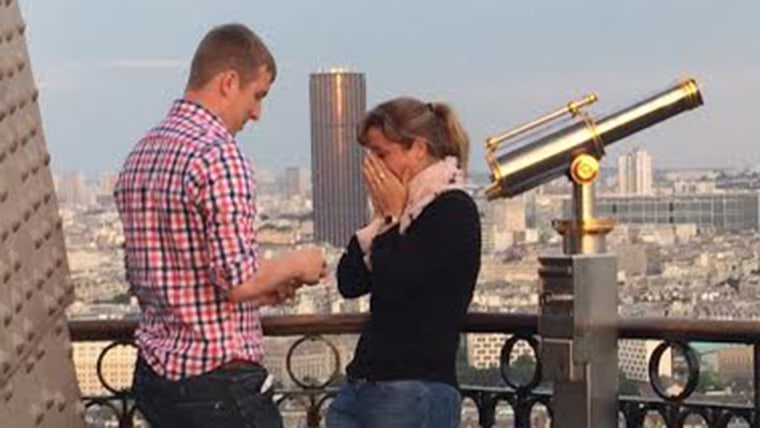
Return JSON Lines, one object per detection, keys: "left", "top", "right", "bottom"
{"left": 114, "top": 23, "right": 325, "bottom": 427}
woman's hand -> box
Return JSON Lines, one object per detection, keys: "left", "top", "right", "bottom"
{"left": 364, "top": 156, "right": 387, "bottom": 221}
{"left": 363, "top": 153, "right": 409, "bottom": 219}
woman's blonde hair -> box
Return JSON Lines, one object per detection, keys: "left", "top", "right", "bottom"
{"left": 357, "top": 97, "right": 470, "bottom": 171}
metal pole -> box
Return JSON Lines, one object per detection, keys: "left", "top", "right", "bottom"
{"left": 754, "top": 343, "right": 759, "bottom": 428}
{"left": 539, "top": 154, "right": 618, "bottom": 427}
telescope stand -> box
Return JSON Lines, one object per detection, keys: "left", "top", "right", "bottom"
{"left": 538, "top": 155, "right": 618, "bottom": 427}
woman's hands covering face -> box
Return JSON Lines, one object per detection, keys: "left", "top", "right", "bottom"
{"left": 363, "top": 153, "right": 410, "bottom": 220}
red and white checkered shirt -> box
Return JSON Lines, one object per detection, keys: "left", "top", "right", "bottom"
{"left": 114, "top": 99, "right": 264, "bottom": 380}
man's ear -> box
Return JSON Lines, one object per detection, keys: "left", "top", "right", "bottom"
{"left": 218, "top": 70, "right": 240, "bottom": 98}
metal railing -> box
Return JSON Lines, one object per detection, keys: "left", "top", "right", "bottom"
{"left": 69, "top": 313, "right": 760, "bottom": 427}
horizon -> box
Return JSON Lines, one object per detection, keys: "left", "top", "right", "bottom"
{"left": 52, "top": 160, "right": 753, "bottom": 186}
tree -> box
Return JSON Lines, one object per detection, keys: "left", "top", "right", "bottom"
{"left": 110, "top": 292, "right": 131, "bottom": 304}
{"left": 458, "top": 365, "right": 503, "bottom": 387}
{"left": 510, "top": 354, "right": 537, "bottom": 385}
{"left": 618, "top": 371, "right": 639, "bottom": 396}
{"left": 697, "top": 370, "right": 724, "bottom": 392}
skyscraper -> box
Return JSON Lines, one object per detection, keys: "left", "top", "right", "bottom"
{"left": 617, "top": 148, "right": 653, "bottom": 195}
{"left": 58, "top": 171, "right": 87, "bottom": 205}
{"left": 284, "top": 166, "right": 310, "bottom": 199}
{"left": 310, "top": 69, "right": 367, "bottom": 246}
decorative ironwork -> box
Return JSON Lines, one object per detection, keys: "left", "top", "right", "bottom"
{"left": 84, "top": 339, "right": 140, "bottom": 428}
{"left": 647, "top": 339, "right": 700, "bottom": 402}
{"left": 69, "top": 314, "right": 760, "bottom": 427}
{"left": 285, "top": 334, "right": 341, "bottom": 390}
{"left": 499, "top": 333, "right": 542, "bottom": 393}
{"left": 280, "top": 333, "right": 342, "bottom": 427}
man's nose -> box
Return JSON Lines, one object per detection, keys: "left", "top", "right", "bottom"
{"left": 249, "top": 104, "right": 262, "bottom": 122}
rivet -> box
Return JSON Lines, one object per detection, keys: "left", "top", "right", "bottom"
{"left": 45, "top": 293, "right": 58, "bottom": 315}
{"left": 43, "top": 391, "right": 54, "bottom": 410}
{"left": 31, "top": 403, "right": 44, "bottom": 426}
{"left": 2, "top": 384, "right": 12, "bottom": 402}
{"left": 54, "top": 392, "right": 66, "bottom": 412}
{"left": 25, "top": 356, "right": 36, "bottom": 373}
{"left": 35, "top": 273, "right": 45, "bottom": 289}
{"left": 0, "top": 350, "right": 11, "bottom": 374}
{"left": 14, "top": 334, "right": 25, "bottom": 355}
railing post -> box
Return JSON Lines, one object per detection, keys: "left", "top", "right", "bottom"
{"left": 474, "top": 391, "right": 495, "bottom": 428}
{"left": 754, "top": 342, "right": 759, "bottom": 428}
{"left": 119, "top": 396, "right": 134, "bottom": 428}
{"left": 537, "top": 167, "right": 618, "bottom": 428}
{"left": 306, "top": 394, "right": 320, "bottom": 428}
{"left": 539, "top": 254, "right": 618, "bottom": 428}
{"left": 513, "top": 396, "right": 531, "bottom": 428}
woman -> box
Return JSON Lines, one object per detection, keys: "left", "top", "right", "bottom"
{"left": 326, "top": 97, "right": 482, "bottom": 427}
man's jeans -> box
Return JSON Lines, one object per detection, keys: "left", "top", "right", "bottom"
{"left": 325, "top": 379, "right": 461, "bottom": 428}
{"left": 133, "top": 357, "right": 283, "bottom": 428}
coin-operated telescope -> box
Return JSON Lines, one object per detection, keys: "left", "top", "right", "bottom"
{"left": 484, "top": 78, "right": 703, "bottom": 427}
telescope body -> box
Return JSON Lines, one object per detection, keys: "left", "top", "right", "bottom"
{"left": 486, "top": 79, "right": 702, "bottom": 199}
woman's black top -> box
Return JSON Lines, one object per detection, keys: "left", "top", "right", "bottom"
{"left": 337, "top": 189, "right": 481, "bottom": 387}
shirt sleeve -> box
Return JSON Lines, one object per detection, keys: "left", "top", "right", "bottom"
{"left": 337, "top": 235, "right": 373, "bottom": 298}
{"left": 187, "top": 142, "right": 258, "bottom": 290}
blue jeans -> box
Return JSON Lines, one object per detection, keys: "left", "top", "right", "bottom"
{"left": 325, "top": 379, "right": 461, "bottom": 428}
{"left": 133, "top": 357, "right": 283, "bottom": 428}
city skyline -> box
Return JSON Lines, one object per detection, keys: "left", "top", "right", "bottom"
{"left": 22, "top": 1, "right": 760, "bottom": 178}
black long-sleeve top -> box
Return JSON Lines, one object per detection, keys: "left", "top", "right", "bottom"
{"left": 337, "top": 189, "right": 481, "bottom": 387}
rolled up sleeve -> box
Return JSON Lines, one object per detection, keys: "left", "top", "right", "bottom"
{"left": 189, "top": 143, "right": 258, "bottom": 290}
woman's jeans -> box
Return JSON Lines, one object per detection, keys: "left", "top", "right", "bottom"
{"left": 325, "top": 379, "right": 461, "bottom": 428}
{"left": 133, "top": 357, "right": 283, "bottom": 428}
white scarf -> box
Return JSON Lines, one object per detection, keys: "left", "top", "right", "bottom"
{"left": 355, "top": 156, "right": 464, "bottom": 269}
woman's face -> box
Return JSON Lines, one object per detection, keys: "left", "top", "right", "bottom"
{"left": 364, "top": 126, "right": 427, "bottom": 180}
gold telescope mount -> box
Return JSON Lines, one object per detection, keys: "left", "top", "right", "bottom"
{"left": 483, "top": 78, "right": 704, "bottom": 427}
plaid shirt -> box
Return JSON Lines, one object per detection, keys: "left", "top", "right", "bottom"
{"left": 114, "top": 99, "right": 263, "bottom": 380}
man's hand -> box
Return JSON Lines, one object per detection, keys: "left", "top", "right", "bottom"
{"left": 286, "top": 246, "right": 328, "bottom": 285}
{"left": 227, "top": 247, "right": 328, "bottom": 304}
{"left": 254, "top": 280, "right": 300, "bottom": 307}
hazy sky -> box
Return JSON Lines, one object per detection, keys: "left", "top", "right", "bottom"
{"left": 22, "top": 1, "right": 760, "bottom": 178}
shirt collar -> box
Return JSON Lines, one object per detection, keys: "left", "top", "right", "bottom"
{"left": 169, "top": 99, "right": 233, "bottom": 141}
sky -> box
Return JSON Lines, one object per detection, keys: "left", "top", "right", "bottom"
{"left": 21, "top": 0, "right": 760, "bottom": 179}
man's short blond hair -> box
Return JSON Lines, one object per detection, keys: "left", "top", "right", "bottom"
{"left": 187, "top": 23, "right": 276, "bottom": 90}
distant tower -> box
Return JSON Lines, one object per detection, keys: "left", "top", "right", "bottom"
{"left": 59, "top": 171, "right": 85, "bottom": 205}
{"left": 617, "top": 148, "right": 653, "bottom": 195}
{"left": 99, "top": 171, "right": 118, "bottom": 195}
{"left": 310, "top": 69, "right": 367, "bottom": 246}
{"left": 284, "top": 166, "right": 309, "bottom": 198}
